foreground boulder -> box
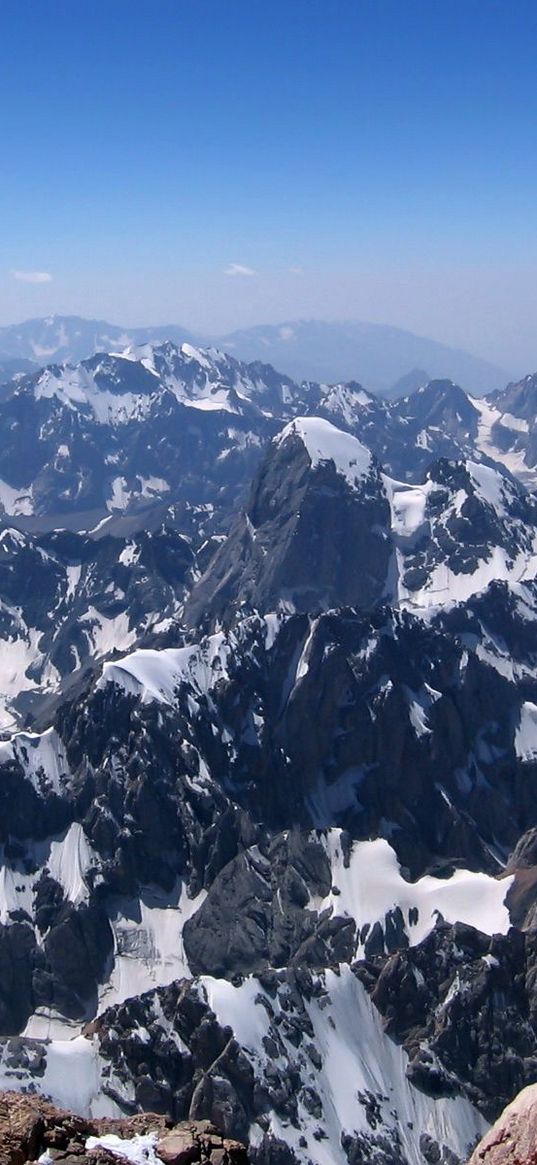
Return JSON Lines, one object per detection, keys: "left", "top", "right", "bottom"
{"left": 0, "top": 1091, "right": 249, "bottom": 1165}
{"left": 467, "top": 1082, "right": 537, "bottom": 1165}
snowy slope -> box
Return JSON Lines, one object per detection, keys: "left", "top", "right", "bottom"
{"left": 32, "top": 359, "right": 159, "bottom": 424}
{"left": 204, "top": 965, "right": 487, "bottom": 1165}
{"left": 472, "top": 395, "right": 537, "bottom": 489}
{"left": 0, "top": 963, "right": 488, "bottom": 1164}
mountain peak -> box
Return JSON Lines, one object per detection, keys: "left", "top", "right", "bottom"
{"left": 490, "top": 370, "right": 537, "bottom": 420}
{"left": 389, "top": 367, "right": 431, "bottom": 398}
{"left": 274, "top": 416, "right": 372, "bottom": 489}
{"left": 184, "top": 417, "right": 390, "bottom": 628}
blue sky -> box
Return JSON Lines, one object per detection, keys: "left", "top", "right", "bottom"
{"left": 1, "top": 0, "right": 537, "bottom": 369}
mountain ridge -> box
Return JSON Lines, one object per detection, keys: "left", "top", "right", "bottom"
{"left": 0, "top": 343, "right": 533, "bottom": 538}
{"left": 0, "top": 314, "right": 513, "bottom": 396}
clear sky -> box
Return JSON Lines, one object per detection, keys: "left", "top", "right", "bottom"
{"left": 1, "top": 0, "right": 537, "bottom": 370}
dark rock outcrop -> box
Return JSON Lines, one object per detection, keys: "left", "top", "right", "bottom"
{"left": 355, "top": 921, "right": 537, "bottom": 1122}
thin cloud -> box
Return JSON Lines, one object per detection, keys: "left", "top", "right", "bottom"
{"left": 11, "top": 269, "right": 53, "bottom": 284}
{"left": 288, "top": 266, "right": 303, "bottom": 274}
{"left": 224, "top": 263, "right": 255, "bottom": 277}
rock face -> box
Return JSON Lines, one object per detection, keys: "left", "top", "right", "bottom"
{"left": 355, "top": 920, "right": 537, "bottom": 1123}
{"left": 184, "top": 418, "right": 391, "bottom": 628}
{"left": 0, "top": 1090, "right": 249, "bottom": 1165}
{"left": 467, "top": 1083, "right": 537, "bottom": 1165}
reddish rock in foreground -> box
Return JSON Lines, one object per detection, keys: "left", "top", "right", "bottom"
{"left": 467, "top": 1083, "right": 537, "bottom": 1165}
{"left": 0, "top": 1092, "right": 249, "bottom": 1165}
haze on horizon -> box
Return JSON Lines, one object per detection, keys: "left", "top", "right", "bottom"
{"left": 2, "top": 0, "right": 537, "bottom": 375}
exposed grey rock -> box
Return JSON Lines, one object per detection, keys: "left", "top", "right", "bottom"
{"left": 184, "top": 423, "right": 391, "bottom": 630}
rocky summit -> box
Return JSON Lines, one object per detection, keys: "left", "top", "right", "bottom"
{"left": 3, "top": 343, "right": 537, "bottom": 1165}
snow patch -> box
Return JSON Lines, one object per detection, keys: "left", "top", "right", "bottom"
{"left": 47, "top": 823, "right": 95, "bottom": 907}
{"left": 99, "top": 882, "right": 206, "bottom": 1012}
{"left": 80, "top": 606, "right": 136, "bottom": 657}
{"left": 317, "top": 832, "right": 512, "bottom": 952}
{"left": 107, "top": 477, "right": 131, "bottom": 511}
{"left": 383, "top": 477, "right": 428, "bottom": 540}
{"left": 0, "top": 725, "right": 70, "bottom": 795}
{"left": 0, "top": 480, "right": 33, "bottom": 516}
{"left": 515, "top": 701, "right": 537, "bottom": 761}
{"left": 98, "top": 632, "right": 233, "bottom": 705}
{"left": 86, "top": 1133, "right": 162, "bottom": 1164}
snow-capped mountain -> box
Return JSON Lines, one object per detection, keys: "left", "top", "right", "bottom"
{"left": 184, "top": 419, "right": 391, "bottom": 629}
{"left": 0, "top": 342, "right": 536, "bottom": 540}
{"left": 0, "top": 343, "right": 290, "bottom": 528}
{"left": 3, "top": 344, "right": 537, "bottom": 1164}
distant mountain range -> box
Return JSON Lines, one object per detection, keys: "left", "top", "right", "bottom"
{"left": 0, "top": 314, "right": 513, "bottom": 395}
{"left": 219, "top": 319, "right": 513, "bottom": 395}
